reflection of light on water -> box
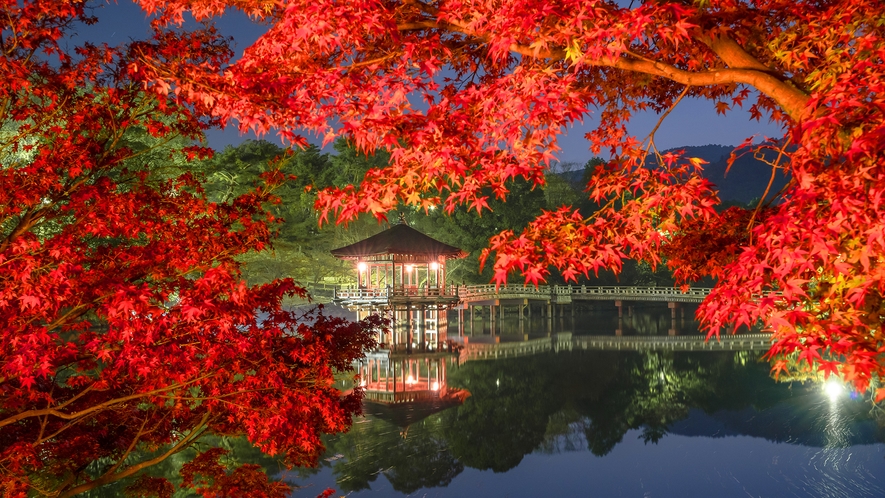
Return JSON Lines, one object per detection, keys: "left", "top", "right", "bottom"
{"left": 824, "top": 377, "right": 849, "bottom": 449}
{"left": 800, "top": 382, "right": 885, "bottom": 498}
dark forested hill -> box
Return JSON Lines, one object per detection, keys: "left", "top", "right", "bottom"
{"left": 563, "top": 144, "right": 790, "bottom": 205}
{"left": 653, "top": 144, "right": 790, "bottom": 204}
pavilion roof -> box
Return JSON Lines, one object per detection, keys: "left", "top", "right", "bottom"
{"left": 331, "top": 224, "right": 467, "bottom": 260}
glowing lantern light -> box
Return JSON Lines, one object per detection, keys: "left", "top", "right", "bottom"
{"left": 824, "top": 377, "right": 844, "bottom": 401}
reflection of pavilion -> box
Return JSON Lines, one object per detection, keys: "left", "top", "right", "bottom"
{"left": 357, "top": 351, "right": 463, "bottom": 404}
{"left": 332, "top": 222, "right": 467, "bottom": 352}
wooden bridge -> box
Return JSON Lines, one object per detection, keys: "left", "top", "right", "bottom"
{"left": 334, "top": 284, "right": 712, "bottom": 307}
{"left": 458, "top": 285, "right": 711, "bottom": 305}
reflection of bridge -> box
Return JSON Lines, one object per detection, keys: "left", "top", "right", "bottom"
{"left": 355, "top": 333, "right": 771, "bottom": 407}
{"left": 460, "top": 333, "right": 772, "bottom": 362}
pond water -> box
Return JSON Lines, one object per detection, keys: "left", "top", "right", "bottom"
{"left": 278, "top": 303, "right": 885, "bottom": 497}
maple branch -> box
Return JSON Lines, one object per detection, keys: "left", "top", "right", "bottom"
{"left": 42, "top": 304, "right": 90, "bottom": 332}
{"left": 643, "top": 85, "right": 690, "bottom": 166}
{"left": 575, "top": 53, "right": 808, "bottom": 122}
{"left": 747, "top": 138, "right": 792, "bottom": 240}
{"left": 0, "top": 375, "right": 212, "bottom": 429}
{"left": 395, "top": 18, "right": 810, "bottom": 121}
{"left": 103, "top": 413, "right": 155, "bottom": 476}
{"left": 56, "top": 412, "right": 213, "bottom": 498}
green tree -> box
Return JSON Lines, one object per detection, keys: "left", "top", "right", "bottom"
{"left": 411, "top": 179, "right": 546, "bottom": 284}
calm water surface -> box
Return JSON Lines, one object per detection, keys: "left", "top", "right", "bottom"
{"left": 279, "top": 304, "right": 885, "bottom": 497}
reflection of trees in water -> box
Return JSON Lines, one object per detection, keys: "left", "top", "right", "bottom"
{"left": 535, "top": 409, "right": 589, "bottom": 454}
{"left": 440, "top": 355, "right": 562, "bottom": 472}
{"left": 444, "top": 350, "right": 780, "bottom": 465}
{"left": 323, "top": 414, "right": 462, "bottom": 493}
{"left": 580, "top": 352, "right": 715, "bottom": 455}
{"left": 321, "top": 349, "right": 885, "bottom": 493}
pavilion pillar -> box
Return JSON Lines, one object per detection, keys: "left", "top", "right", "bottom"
{"left": 419, "top": 305, "right": 426, "bottom": 351}
{"left": 615, "top": 300, "right": 623, "bottom": 318}
{"left": 374, "top": 358, "right": 379, "bottom": 384}
{"left": 490, "top": 304, "right": 496, "bottom": 336}
{"left": 406, "top": 308, "right": 413, "bottom": 354}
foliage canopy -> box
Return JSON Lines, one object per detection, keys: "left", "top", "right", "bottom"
{"left": 134, "top": 0, "right": 885, "bottom": 396}
{"left": 0, "top": 2, "right": 379, "bottom": 495}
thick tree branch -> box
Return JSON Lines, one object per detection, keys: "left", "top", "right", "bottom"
{"left": 0, "top": 375, "right": 211, "bottom": 429}
{"left": 396, "top": 20, "right": 811, "bottom": 122}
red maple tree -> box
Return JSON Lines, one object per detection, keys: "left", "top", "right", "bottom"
{"left": 132, "top": 0, "right": 884, "bottom": 397}
{"left": 1, "top": 2, "right": 378, "bottom": 495}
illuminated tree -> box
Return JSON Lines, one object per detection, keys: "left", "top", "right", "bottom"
{"left": 135, "top": 0, "right": 885, "bottom": 395}
{"left": 0, "top": 2, "right": 378, "bottom": 495}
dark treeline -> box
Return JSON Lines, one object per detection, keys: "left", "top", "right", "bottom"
{"left": 202, "top": 139, "right": 772, "bottom": 290}
{"left": 200, "top": 139, "right": 688, "bottom": 289}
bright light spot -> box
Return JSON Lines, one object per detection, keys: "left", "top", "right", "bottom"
{"left": 405, "top": 264, "right": 414, "bottom": 272}
{"left": 431, "top": 381, "right": 440, "bottom": 391}
{"left": 430, "top": 262, "right": 439, "bottom": 271}
{"left": 496, "top": 378, "right": 500, "bottom": 387}
{"left": 824, "top": 377, "right": 844, "bottom": 401}
{"left": 406, "top": 375, "right": 415, "bottom": 385}
{"left": 357, "top": 261, "right": 367, "bottom": 272}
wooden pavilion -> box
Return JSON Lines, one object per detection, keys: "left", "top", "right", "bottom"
{"left": 332, "top": 222, "right": 467, "bottom": 352}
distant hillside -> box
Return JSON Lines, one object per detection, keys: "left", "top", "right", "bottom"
{"left": 659, "top": 144, "right": 789, "bottom": 204}
{"left": 560, "top": 144, "right": 790, "bottom": 205}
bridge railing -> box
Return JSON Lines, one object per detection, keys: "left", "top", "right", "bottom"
{"left": 570, "top": 285, "right": 711, "bottom": 301}
{"left": 335, "top": 285, "right": 461, "bottom": 303}
{"left": 336, "top": 284, "right": 714, "bottom": 305}
{"left": 457, "top": 285, "right": 712, "bottom": 302}
{"left": 458, "top": 284, "right": 552, "bottom": 300}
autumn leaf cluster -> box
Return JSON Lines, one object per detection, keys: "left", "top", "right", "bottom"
{"left": 1, "top": 1, "right": 378, "bottom": 495}
{"left": 132, "top": 0, "right": 885, "bottom": 396}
